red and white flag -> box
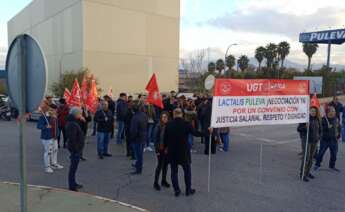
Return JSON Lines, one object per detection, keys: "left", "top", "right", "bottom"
{"left": 86, "top": 79, "right": 98, "bottom": 113}
{"left": 145, "top": 73, "right": 163, "bottom": 109}
{"left": 70, "top": 79, "right": 81, "bottom": 107}
{"left": 63, "top": 88, "right": 72, "bottom": 105}
{"left": 310, "top": 93, "right": 320, "bottom": 109}
{"left": 80, "top": 77, "right": 88, "bottom": 104}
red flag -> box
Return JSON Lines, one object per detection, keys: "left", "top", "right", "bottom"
{"left": 86, "top": 79, "right": 98, "bottom": 113}
{"left": 145, "top": 74, "right": 163, "bottom": 109}
{"left": 70, "top": 79, "right": 81, "bottom": 107}
{"left": 80, "top": 77, "right": 88, "bottom": 104}
{"left": 63, "top": 88, "right": 72, "bottom": 105}
{"left": 310, "top": 93, "right": 320, "bottom": 109}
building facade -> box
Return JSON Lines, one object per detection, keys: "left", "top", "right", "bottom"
{"left": 8, "top": 0, "right": 180, "bottom": 96}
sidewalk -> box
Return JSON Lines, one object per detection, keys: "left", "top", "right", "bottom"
{"left": 0, "top": 182, "right": 148, "bottom": 212}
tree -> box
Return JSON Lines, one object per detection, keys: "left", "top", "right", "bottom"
{"left": 208, "top": 62, "right": 216, "bottom": 73}
{"left": 255, "top": 46, "right": 265, "bottom": 71}
{"left": 237, "top": 55, "right": 250, "bottom": 72}
{"left": 188, "top": 49, "right": 206, "bottom": 73}
{"left": 225, "top": 55, "right": 236, "bottom": 71}
{"left": 264, "top": 43, "right": 278, "bottom": 69}
{"left": 303, "top": 43, "right": 319, "bottom": 71}
{"left": 277, "top": 41, "right": 290, "bottom": 69}
{"left": 216, "top": 59, "right": 225, "bottom": 74}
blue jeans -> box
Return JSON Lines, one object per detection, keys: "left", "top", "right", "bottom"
{"left": 132, "top": 143, "right": 144, "bottom": 173}
{"left": 342, "top": 124, "right": 345, "bottom": 143}
{"left": 68, "top": 152, "right": 81, "bottom": 190}
{"left": 220, "top": 133, "right": 230, "bottom": 152}
{"left": 315, "top": 141, "right": 338, "bottom": 168}
{"left": 188, "top": 134, "right": 193, "bottom": 150}
{"left": 147, "top": 123, "right": 155, "bottom": 147}
{"left": 97, "top": 132, "right": 110, "bottom": 156}
{"left": 116, "top": 121, "right": 125, "bottom": 144}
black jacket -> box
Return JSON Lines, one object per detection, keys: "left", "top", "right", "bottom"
{"left": 94, "top": 109, "right": 114, "bottom": 133}
{"left": 297, "top": 116, "right": 321, "bottom": 144}
{"left": 164, "top": 117, "right": 204, "bottom": 165}
{"left": 130, "top": 111, "right": 148, "bottom": 144}
{"left": 108, "top": 100, "right": 116, "bottom": 116}
{"left": 65, "top": 115, "right": 85, "bottom": 153}
{"left": 321, "top": 117, "right": 341, "bottom": 143}
{"left": 154, "top": 124, "right": 166, "bottom": 153}
{"left": 116, "top": 99, "right": 128, "bottom": 121}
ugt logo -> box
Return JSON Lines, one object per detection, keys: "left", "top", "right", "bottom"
{"left": 246, "top": 83, "right": 263, "bottom": 92}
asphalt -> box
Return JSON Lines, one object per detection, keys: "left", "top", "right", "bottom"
{"left": 0, "top": 120, "right": 345, "bottom": 212}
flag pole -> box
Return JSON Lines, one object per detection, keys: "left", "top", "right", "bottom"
{"left": 207, "top": 132, "right": 212, "bottom": 192}
{"left": 301, "top": 97, "right": 311, "bottom": 180}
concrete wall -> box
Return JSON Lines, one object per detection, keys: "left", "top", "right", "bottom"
{"left": 7, "top": 0, "right": 84, "bottom": 92}
{"left": 83, "top": 0, "right": 180, "bottom": 95}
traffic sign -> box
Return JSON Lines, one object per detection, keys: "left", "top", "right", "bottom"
{"left": 204, "top": 74, "right": 215, "bottom": 90}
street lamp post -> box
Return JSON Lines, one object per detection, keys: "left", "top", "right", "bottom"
{"left": 224, "top": 43, "right": 238, "bottom": 74}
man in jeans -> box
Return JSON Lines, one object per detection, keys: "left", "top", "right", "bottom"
{"left": 130, "top": 101, "right": 148, "bottom": 175}
{"left": 65, "top": 107, "right": 85, "bottom": 191}
{"left": 116, "top": 93, "right": 128, "bottom": 144}
{"left": 94, "top": 101, "right": 114, "bottom": 159}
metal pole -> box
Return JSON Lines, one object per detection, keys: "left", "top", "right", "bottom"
{"left": 327, "top": 43, "right": 331, "bottom": 68}
{"left": 207, "top": 133, "right": 212, "bottom": 192}
{"left": 19, "top": 36, "right": 28, "bottom": 212}
{"left": 301, "top": 98, "right": 311, "bottom": 180}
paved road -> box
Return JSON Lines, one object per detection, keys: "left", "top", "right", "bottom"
{"left": 0, "top": 121, "right": 345, "bottom": 212}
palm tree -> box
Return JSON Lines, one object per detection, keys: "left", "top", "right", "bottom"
{"left": 277, "top": 41, "right": 290, "bottom": 69}
{"left": 225, "top": 55, "right": 236, "bottom": 71}
{"left": 303, "top": 43, "right": 319, "bottom": 71}
{"left": 208, "top": 62, "right": 216, "bottom": 73}
{"left": 264, "top": 43, "right": 278, "bottom": 70}
{"left": 216, "top": 59, "right": 225, "bottom": 74}
{"left": 237, "top": 55, "right": 249, "bottom": 72}
{"left": 255, "top": 46, "right": 265, "bottom": 71}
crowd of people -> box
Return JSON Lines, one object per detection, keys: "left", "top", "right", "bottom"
{"left": 36, "top": 91, "right": 229, "bottom": 196}
{"left": 298, "top": 96, "right": 344, "bottom": 182}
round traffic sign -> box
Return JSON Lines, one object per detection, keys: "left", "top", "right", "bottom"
{"left": 5, "top": 34, "right": 47, "bottom": 113}
{"left": 204, "top": 74, "right": 215, "bottom": 90}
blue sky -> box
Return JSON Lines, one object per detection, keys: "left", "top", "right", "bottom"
{"left": 1, "top": 0, "right": 345, "bottom": 68}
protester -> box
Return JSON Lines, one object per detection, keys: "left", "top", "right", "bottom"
{"left": 184, "top": 101, "right": 198, "bottom": 153}
{"left": 37, "top": 101, "right": 63, "bottom": 173}
{"left": 219, "top": 127, "right": 231, "bottom": 152}
{"left": 91, "top": 97, "right": 102, "bottom": 136}
{"left": 94, "top": 100, "right": 114, "bottom": 159}
{"left": 200, "top": 98, "right": 218, "bottom": 155}
{"left": 145, "top": 103, "right": 156, "bottom": 152}
{"left": 104, "top": 95, "right": 116, "bottom": 139}
{"left": 153, "top": 112, "right": 170, "bottom": 191}
{"left": 125, "top": 99, "right": 135, "bottom": 158}
{"left": 164, "top": 108, "right": 205, "bottom": 197}
{"left": 314, "top": 106, "right": 341, "bottom": 172}
{"left": 57, "top": 98, "right": 69, "bottom": 148}
{"left": 78, "top": 105, "right": 92, "bottom": 161}
{"left": 328, "top": 96, "right": 343, "bottom": 120}
{"left": 163, "top": 91, "right": 177, "bottom": 117}
{"left": 48, "top": 106, "right": 64, "bottom": 171}
{"left": 65, "top": 107, "right": 85, "bottom": 192}
{"left": 116, "top": 93, "right": 128, "bottom": 144}
{"left": 299, "top": 106, "right": 321, "bottom": 182}
{"left": 130, "top": 101, "right": 148, "bottom": 175}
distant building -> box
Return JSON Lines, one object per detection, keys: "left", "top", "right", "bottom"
{"left": 8, "top": 0, "right": 180, "bottom": 96}
{"left": 178, "top": 69, "right": 202, "bottom": 92}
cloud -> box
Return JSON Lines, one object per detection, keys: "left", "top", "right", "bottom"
{"left": 205, "top": 7, "right": 345, "bottom": 38}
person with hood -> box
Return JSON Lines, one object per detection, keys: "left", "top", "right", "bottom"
{"left": 314, "top": 106, "right": 341, "bottom": 172}
{"left": 164, "top": 108, "right": 206, "bottom": 197}
{"left": 130, "top": 101, "right": 148, "bottom": 175}
{"left": 65, "top": 107, "right": 85, "bottom": 191}
{"left": 116, "top": 93, "right": 128, "bottom": 144}
{"left": 153, "top": 112, "right": 170, "bottom": 191}
{"left": 299, "top": 106, "right": 321, "bottom": 182}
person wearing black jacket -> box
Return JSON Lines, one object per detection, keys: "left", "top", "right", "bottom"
{"left": 298, "top": 107, "right": 321, "bottom": 182}
{"left": 164, "top": 108, "right": 206, "bottom": 197}
{"left": 200, "top": 98, "right": 218, "bottom": 155}
{"left": 94, "top": 100, "right": 114, "bottom": 159}
{"left": 125, "top": 100, "right": 134, "bottom": 158}
{"left": 315, "top": 106, "right": 341, "bottom": 172}
{"left": 65, "top": 107, "right": 85, "bottom": 192}
{"left": 153, "top": 112, "right": 170, "bottom": 191}
{"left": 130, "top": 101, "right": 148, "bottom": 175}
{"left": 104, "top": 95, "right": 116, "bottom": 139}
{"left": 78, "top": 105, "right": 92, "bottom": 161}
{"left": 116, "top": 93, "right": 128, "bottom": 144}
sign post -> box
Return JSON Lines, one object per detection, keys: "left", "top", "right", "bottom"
{"left": 5, "top": 34, "right": 47, "bottom": 212}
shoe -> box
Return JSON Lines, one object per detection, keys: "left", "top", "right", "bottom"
{"left": 45, "top": 167, "right": 54, "bottom": 173}
{"left": 80, "top": 157, "right": 87, "bottom": 161}
{"left": 99, "top": 155, "right": 104, "bottom": 160}
{"left": 103, "top": 153, "right": 112, "bottom": 157}
{"left": 186, "top": 189, "right": 196, "bottom": 196}
{"left": 146, "top": 146, "right": 153, "bottom": 152}
{"left": 174, "top": 190, "right": 181, "bottom": 197}
{"left": 302, "top": 177, "right": 309, "bottom": 182}
{"left": 69, "top": 188, "right": 78, "bottom": 192}
{"left": 308, "top": 174, "right": 315, "bottom": 179}
{"left": 76, "top": 184, "right": 83, "bottom": 189}
{"left": 330, "top": 167, "right": 340, "bottom": 172}
{"left": 313, "top": 166, "right": 320, "bottom": 171}
{"left": 154, "top": 183, "right": 161, "bottom": 191}
{"left": 219, "top": 148, "right": 224, "bottom": 152}
{"left": 52, "top": 164, "right": 64, "bottom": 169}
{"left": 161, "top": 181, "right": 170, "bottom": 188}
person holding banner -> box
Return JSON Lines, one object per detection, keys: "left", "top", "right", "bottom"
{"left": 314, "top": 106, "right": 341, "bottom": 172}
{"left": 201, "top": 98, "right": 218, "bottom": 155}
{"left": 164, "top": 108, "right": 205, "bottom": 197}
{"left": 299, "top": 106, "right": 321, "bottom": 182}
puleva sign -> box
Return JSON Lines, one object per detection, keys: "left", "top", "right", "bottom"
{"left": 299, "top": 28, "right": 345, "bottom": 44}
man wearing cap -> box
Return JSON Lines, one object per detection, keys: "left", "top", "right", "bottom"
{"left": 65, "top": 107, "right": 85, "bottom": 192}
